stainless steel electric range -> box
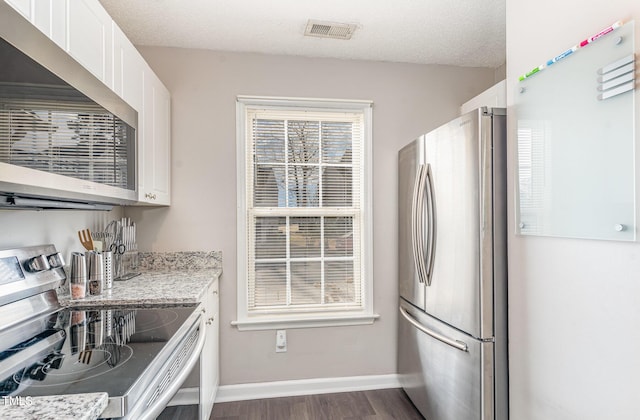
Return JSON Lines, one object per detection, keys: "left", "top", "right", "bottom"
{"left": 0, "top": 244, "right": 205, "bottom": 420}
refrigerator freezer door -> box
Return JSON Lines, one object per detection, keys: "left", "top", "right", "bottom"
{"left": 422, "top": 109, "right": 499, "bottom": 339}
{"left": 398, "top": 138, "right": 426, "bottom": 311}
{"left": 398, "top": 299, "right": 495, "bottom": 420}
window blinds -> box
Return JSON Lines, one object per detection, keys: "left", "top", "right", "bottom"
{"left": 246, "top": 109, "right": 364, "bottom": 312}
{"left": 0, "top": 93, "right": 134, "bottom": 190}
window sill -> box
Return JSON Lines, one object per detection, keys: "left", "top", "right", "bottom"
{"left": 231, "top": 313, "right": 380, "bottom": 331}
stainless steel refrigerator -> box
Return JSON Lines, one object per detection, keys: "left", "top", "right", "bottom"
{"left": 397, "top": 107, "right": 508, "bottom": 420}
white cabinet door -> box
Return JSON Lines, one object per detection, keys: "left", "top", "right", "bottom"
{"left": 32, "top": 0, "right": 66, "bottom": 48}
{"left": 4, "top": 0, "right": 31, "bottom": 19}
{"left": 66, "top": 0, "right": 112, "bottom": 87}
{"left": 139, "top": 68, "right": 171, "bottom": 205}
{"left": 112, "top": 22, "right": 144, "bottom": 111}
{"left": 113, "top": 23, "right": 171, "bottom": 206}
{"left": 200, "top": 279, "right": 219, "bottom": 420}
{"left": 5, "top": 0, "right": 66, "bottom": 48}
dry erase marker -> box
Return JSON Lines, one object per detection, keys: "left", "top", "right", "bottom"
{"left": 519, "top": 19, "right": 624, "bottom": 82}
{"left": 546, "top": 45, "right": 579, "bottom": 66}
{"left": 579, "top": 20, "right": 623, "bottom": 47}
{"left": 519, "top": 64, "right": 546, "bottom": 81}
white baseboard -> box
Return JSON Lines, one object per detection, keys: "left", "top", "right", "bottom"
{"left": 168, "top": 374, "right": 401, "bottom": 406}
{"left": 216, "top": 374, "right": 400, "bottom": 403}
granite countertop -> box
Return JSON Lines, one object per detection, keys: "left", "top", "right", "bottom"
{"left": 59, "top": 268, "right": 221, "bottom": 308}
{"left": 0, "top": 392, "right": 108, "bottom": 420}
{"left": 59, "top": 250, "right": 222, "bottom": 308}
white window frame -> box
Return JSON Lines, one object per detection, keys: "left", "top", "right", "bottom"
{"left": 233, "top": 95, "right": 377, "bottom": 331}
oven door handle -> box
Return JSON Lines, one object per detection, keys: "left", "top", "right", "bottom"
{"left": 138, "top": 317, "right": 207, "bottom": 420}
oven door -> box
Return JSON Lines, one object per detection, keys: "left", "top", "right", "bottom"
{"left": 122, "top": 315, "right": 205, "bottom": 420}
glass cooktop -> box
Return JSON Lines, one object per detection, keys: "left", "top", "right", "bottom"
{"left": 0, "top": 304, "right": 197, "bottom": 399}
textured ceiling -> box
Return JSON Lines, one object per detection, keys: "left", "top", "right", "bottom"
{"left": 99, "top": 0, "right": 506, "bottom": 68}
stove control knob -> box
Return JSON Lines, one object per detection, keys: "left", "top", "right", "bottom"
{"left": 27, "top": 255, "right": 51, "bottom": 272}
{"left": 47, "top": 252, "right": 65, "bottom": 268}
{"left": 28, "top": 362, "right": 48, "bottom": 381}
{"left": 45, "top": 352, "right": 65, "bottom": 370}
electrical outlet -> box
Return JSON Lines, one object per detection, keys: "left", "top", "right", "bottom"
{"left": 276, "top": 330, "right": 287, "bottom": 353}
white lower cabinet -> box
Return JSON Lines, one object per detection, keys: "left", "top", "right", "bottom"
{"left": 200, "top": 279, "right": 220, "bottom": 419}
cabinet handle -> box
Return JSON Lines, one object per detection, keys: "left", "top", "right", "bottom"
{"left": 144, "top": 193, "right": 157, "bottom": 200}
{"left": 213, "top": 290, "right": 218, "bottom": 295}
{"left": 206, "top": 319, "right": 212, "bottom": 325}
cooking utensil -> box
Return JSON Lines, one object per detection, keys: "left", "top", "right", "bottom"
{"left": 110, "top": 242, "right": 126, "bottom": 255}
{"left": 92, "top": 231, "right": 113, "bottom": 242}
{"left": 103, "top": 220, "right": 119, "bottom": 250}
{"left": 79, "top": 346, "right": 92, "bottom": 364}
{"left": 78, "top": 229, "right": 94, "bottom": 251}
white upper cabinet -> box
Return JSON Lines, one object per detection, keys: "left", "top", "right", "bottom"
{"left": 35, "top": 0, "right": 66, "bottom": 48}
{"left": 5, "top": 0, "right": 66, "bottom": 48}
{"left": 113, "top": 21, "right": 171, "bottom": 205}
{"left": 140, "top": 68, "right": 171, "bottom": 205}
{"left": 4, "top": 0, "right": 30, "bottom": 19}
{"left": 460, "top": 80, "right": 506, "bottom": 115}
{"left": 3, "top": 0, "right": 171, "bottom": 206}
{"left": 66, "top": 0, "right": 113, "bottom": 87}
{"left": 113, "top": 22, "right": 144, "bottom": 111}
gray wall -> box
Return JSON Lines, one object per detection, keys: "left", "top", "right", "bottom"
{"left": 0, "top": 208, "right": 123, "bottom": 260}
{"left": 126, "top": 47, "right": 495, "bottom": 385}
{"left": 506, "top": 1, "right": 640, "bottom": 419}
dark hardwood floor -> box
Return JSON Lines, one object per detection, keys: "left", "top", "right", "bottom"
{"left": 158, "top": 388, "right": 424, "bottom": 420}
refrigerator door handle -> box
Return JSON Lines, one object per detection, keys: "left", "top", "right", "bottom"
{"left": 412, "top": 164, "right": 428, "bottom": 283}
{"left": 399, "top": 306, "right": 469, "bottom": 352}
{"left": 424, "top": 164, "right": 436, "bottom": 284}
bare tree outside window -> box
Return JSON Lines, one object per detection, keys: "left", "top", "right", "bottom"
{"left": 287, "top": 120, "right": 319, "bottom": 207}
{"left": 248, "top": 111, "right": 362, "bottom": 310}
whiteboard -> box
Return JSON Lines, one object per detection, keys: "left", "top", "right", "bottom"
{"left": 515, "top": 21, "right": 636, "bottom": 241}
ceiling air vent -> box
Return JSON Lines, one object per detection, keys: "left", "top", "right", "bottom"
{"left": 304, "top": 20, "right": 357, "bottom": 40}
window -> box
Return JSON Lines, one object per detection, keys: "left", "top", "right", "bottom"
{"left": 234, "top": 96, "right": 376, "bottom": 330}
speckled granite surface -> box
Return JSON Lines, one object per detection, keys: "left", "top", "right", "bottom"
{"left": 139, "top": 251, "right": 222, "bottom": 271}
{"left": 59, "top": 268, "right": 220, "bottom": 308}
{"left": 57, "top": 251, "right": 222, "bottom": 307}
{"left": 0, "top": 392, "right": 108, "bottom": 420}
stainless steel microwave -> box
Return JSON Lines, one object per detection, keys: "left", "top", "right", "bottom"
{"left": 0, "top": 2, "right": 137, "bottom": 209}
